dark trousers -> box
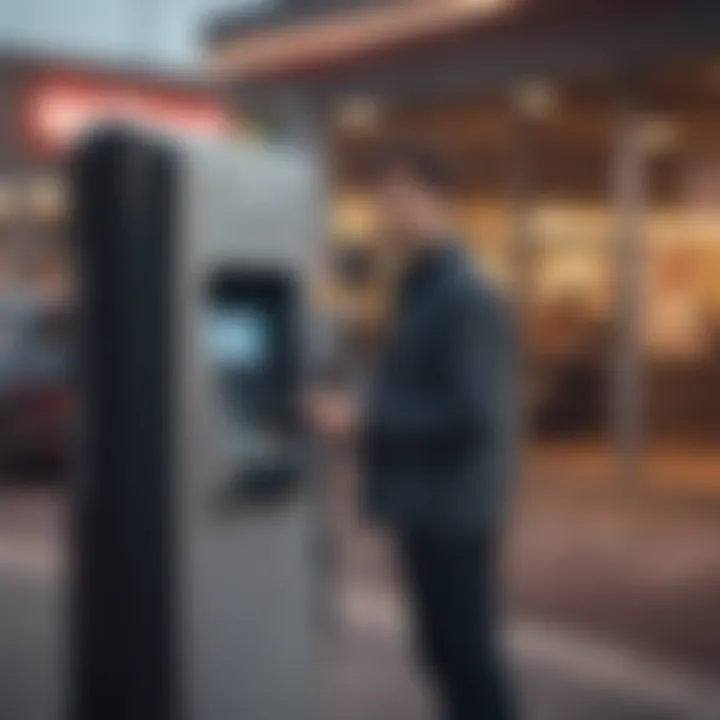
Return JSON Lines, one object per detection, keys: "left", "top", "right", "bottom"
{"left": 399, "top": 530, "right": 512, "bottom": 720}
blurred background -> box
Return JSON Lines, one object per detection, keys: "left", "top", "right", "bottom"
{"left": 3, "top": 1, "right": 720, "bottom": 718}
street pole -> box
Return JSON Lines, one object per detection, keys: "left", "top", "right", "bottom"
{"left": 508, "top": 97, "right": 537, "bottom": 484}
{"left": 612, "top": 82, "right": 647, "bottom": 489}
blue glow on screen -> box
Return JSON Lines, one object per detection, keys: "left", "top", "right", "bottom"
{"left": 208, "top": 306, "right": 269, "bottom": 371}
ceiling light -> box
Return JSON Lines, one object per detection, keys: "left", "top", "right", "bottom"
{"left": 335, "top": 97, "right": 383, "bottom": 134}
{"left": 512, "top": 80, "right": 559, "bottom": 119}
{"left": 641, "top": 117, "right": 681, "bottom": 155}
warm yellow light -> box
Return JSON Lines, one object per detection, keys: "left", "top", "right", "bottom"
{"left": 335, "top": 97, "right": 383, "bottom": 134}
{"left": 641, "top": 117, "right": 681, "bottom": 155}
{"left": 0, "top": 181, "right": 17, "bottom": 220}
{"left": 24, "top": 177, "right": 67, "bottom": 221}
{"left": 512, "top": 80, "right": 559, "bottom": 119}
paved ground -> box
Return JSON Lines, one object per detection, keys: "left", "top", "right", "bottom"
{"left": 3, "top": 484, "right": 720, "bottom": 719}
{"left": 507, "top": 482, "right": 720, "bottom": 677}
{"left": 325, "top": 463, "right": 720, "bottom": 678}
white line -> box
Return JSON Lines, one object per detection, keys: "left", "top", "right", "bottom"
{"left": 338, "top": 586, "right": 720, "bottom": 717}
{"left": 510, "top": 623, "right": 720, "bottom": 718}
{"left": 4, "top": 542, "right": 719, "bottom": 716}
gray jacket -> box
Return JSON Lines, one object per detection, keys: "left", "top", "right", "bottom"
{"left": 362, "top": 243, "right": 516, "bottom": 533}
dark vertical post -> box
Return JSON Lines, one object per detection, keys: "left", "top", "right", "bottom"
{"left": 508, "top": 97, "right": 537, "bottom": 481}
{"left": 612, "top": 81, "right": 647, "bottom": 488}
{"left": 71, "top": 130, "right": 178, "bottom": 720}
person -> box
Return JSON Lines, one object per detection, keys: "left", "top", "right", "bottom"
{"left": 310, "top": 142, "right": 516, "bottom": 720}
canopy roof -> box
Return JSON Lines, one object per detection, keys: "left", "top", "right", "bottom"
{"left": 206, "top": 0, "right": 671, "bottom": 83}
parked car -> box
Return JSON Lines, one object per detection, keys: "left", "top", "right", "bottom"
{"left": 0, "top": 293, "right": 75, "bottom": 478}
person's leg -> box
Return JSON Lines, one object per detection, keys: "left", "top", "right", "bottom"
{"left": 399, "top": 531, "right": 457, "bottom": 716}
{"left": 399, "top": 533, "right": 447, "bottom": 678}
{"left": 440, "top": 532, "right": 513, "bottom": 720}
{"left": 400, "top": 530, "right": 513, "bottom": 720}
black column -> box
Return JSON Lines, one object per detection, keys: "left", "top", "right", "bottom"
{"left": 70, "top": 127, "right": 178, "bottom": 720}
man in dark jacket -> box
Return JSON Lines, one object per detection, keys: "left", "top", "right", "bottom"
{"left": 311, "top": 143, "right": 516, "bottom": 720}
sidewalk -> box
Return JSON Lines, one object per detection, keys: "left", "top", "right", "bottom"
{"left": 324, "top": 459, "right": 720, "bottom": 717}
{"left": 507, "top": 481, "right": 720, "bottom": 678}
{"left": 327, "top": 588, "right": 720, "bottom": 720}
{"left": 3, "top": 473, "right": 720, "bottom": 718}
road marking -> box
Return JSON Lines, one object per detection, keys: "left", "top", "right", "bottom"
{"left": 511, "top": 622, "right": 720, "bottom": 718}
{"left": 4, "top": 533, "right": 719, "bottom": 718}
{"left": 339, "top": 586, "right": 720, "bottom": 718}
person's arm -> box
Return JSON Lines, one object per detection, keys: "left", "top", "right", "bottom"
{"left": 367, "top": 283, "right": 512, "bottom": 448}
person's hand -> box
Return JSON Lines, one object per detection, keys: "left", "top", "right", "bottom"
{"left": 304, "top": 389, "right": 358, "bottom": 443}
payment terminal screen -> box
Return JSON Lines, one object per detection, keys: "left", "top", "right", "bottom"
{"left": 205, "top": 272, "right": 295, "bottom": 430}
{"left": 208, "top": 306, "right": 270, "bottom": 372}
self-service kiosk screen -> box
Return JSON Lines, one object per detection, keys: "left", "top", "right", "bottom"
{"left": 209, "top": 307, "right": 270, "bottom": 372}
{"left": 206, "top": 273, "right": 296, "bottom": 431}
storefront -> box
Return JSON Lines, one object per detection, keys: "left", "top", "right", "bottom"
{"left": 205, "top": 0, "right": 720, "bottom": 489}
{"left": 0, "top": 50, "right": 228, "bottom": 305}
{"left": 0, "top": 52, "right": 228, "bottom": 475}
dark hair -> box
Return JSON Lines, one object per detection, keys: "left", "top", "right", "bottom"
{"left": 370, "top": 140, "right": 458, "bottom": 196}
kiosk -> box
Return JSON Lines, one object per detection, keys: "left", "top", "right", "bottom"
{"left": 72, "top": 126, "right": 320, "bottom": 720}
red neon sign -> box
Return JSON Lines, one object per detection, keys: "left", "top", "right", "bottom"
{"left": 22, "top": 72, "right": 228, "bottom": 158}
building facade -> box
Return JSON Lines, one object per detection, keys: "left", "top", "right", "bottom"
{"left": 0, "top": 50, "right": 227, "bottom": 303}
{"left": 205, "top": 0, "right": 720, "bottom": 491}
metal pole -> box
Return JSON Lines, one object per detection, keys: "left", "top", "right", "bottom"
{"left": 612, "top": 85, "right": 647, "bottom": 488}
{"left": 508, "top": 101, "right": 536, "bottom": 482}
